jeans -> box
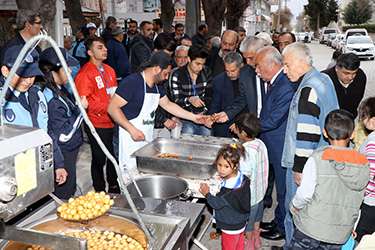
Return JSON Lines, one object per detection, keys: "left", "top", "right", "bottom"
{"left": 284, "top": 167, "right": 298, "bottom": 248}
{"left": 290, "top": 228, "right": 342, "bottom": 250}
{"left": 273, "top": 163, "right": 287, "bottom": 234}
{"left": 181, "top": 120, "right": 211, "bottom": 136}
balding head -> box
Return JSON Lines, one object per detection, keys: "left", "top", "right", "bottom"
{"left": 240, "top": 37, "right": 265, "bottom": 67}
{"left": 282, "top": 42, "right": 313, "bottom": 82}
{"left": 220, "top": 30, "right": 239, "bottom": 56}
{"left": 255, "top": 46, "right": 283, "bottom": 81}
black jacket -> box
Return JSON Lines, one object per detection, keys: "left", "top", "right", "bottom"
{"left": 322, "top": 67, "right": 366, "bottom": 118}
{"left": 0, "top": 33, "right": 41, "bottom": 64}
{"left": 129, "top": 35, "right": 154, "bottom": 73}
{"left": 209, "top": 72, "right": 243, "bottom": 137}
{"left": 225, "top": 65, "right": 263, "bottom": 119}
{"left": 192, "top": 33, "right": 207, "bottom": 47}
{"left": 207, "top": 175, "right": 250, "bottom": 231}
{"left": 206, "top": 47, "right": 225, "bottom": 78}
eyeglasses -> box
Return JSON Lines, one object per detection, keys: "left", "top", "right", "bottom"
{"left": 33, "top": 20, "right": 42, "bottom": 25}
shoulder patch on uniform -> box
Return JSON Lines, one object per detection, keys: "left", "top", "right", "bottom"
{"left": 4, "top": 109, "right": 15, "bottom": 122}
{"left": 322, "top": 148, "right": 368, "bottom": 165}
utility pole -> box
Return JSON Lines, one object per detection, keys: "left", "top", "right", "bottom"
{"left": 277, "top": 0, "right": 282, "bottom": 32}
{"left": 99, "top": 0, "right": 105, "bottom": 29}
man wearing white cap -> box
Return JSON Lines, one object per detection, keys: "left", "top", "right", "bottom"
{"left": 86, "top": 22, "right": 98, "bottom": 39}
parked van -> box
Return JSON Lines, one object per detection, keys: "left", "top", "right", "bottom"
{"left": 320, "top": 27, "right": 338, "bottom": 44}
{"left": 345, "top": 28, "right": 368, "bottom": 40}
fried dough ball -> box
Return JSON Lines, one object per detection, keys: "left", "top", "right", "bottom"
{"left": 28, "top": 230, "right": 145, "bottom": 250}
{"left": 57, "top": 191, "right": 114, "bottom": 221}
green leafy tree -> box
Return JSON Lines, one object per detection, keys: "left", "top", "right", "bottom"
{"left": 327, "top": 0, "right": 339, "bottom": 22}
{"left": 343, "top": 0, "right": 372, "bottom": 24}
{"left": 357, "top": 0, "right": 373, "bottom": 24}
{"left": 304, "top": 0, "right": 329, "bottom": 31}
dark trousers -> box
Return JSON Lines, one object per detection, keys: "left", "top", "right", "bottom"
{"left": 290, "top": 228, "right": 342, "bottom": 250}
{"left": 85, "top": 125, "right": 119, "bottom": 192}
{"left": 273, "top": 162, "right": 287, "bottom": 234}
{"left": 54, "top": 147, "right": 79, "bottom": 199}
{"left": 356, "top": 203, "right": 375, "bottom": 242}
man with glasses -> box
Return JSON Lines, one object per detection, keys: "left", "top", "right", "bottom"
{"left": 0, "top": 10, "right": 42, "bottom": 64}
{"left": 207, "top": 30, "right": 239, "bottom": 78}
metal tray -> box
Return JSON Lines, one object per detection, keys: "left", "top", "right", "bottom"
{"left": 132, "top": 137, "right": 224, "bottom": 179}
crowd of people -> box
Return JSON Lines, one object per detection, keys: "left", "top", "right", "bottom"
{"left": 0, "top": 11, "right": 374, "bottom": 250}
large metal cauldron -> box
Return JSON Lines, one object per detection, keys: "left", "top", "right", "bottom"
{"left": 126, "top": 175, "right": 189, "bottom": 200}
{"left": 4, "top": 214, "right": 148, "bottom": 250}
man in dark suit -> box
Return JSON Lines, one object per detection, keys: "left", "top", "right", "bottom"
{"left": 213, "top": 36, "right": 265, "bottom": 123}
{"left": 256, "top": 46, "right": 296, "bottom": 241}
{"left": 209, "top": 52, "right": 244, "bottom": 137}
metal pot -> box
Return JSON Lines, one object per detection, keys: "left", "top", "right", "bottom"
{"left": 126, "top": 175, "right": 189, "bottom": 200}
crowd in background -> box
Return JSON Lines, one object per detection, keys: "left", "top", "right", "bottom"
{"left": 0, "top": 10, "right": 374, "bottom": 250}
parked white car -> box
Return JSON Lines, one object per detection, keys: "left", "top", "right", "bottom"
{"left": 343, "top": 35, "right": 375, "bottom": 60}
{"left": 320, "top": 27, "right": 338, "bottom": 44}
{"left": 296, "top": 32, "right": 312, "bottom": 43}
{"left": 332, "top": 34, "right": 345, "bottom": 50}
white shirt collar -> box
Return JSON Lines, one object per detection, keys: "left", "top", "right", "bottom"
{"left": 221, "top": 171, "right": 243, "bottom": 189}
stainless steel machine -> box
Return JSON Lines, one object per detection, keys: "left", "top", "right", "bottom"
{"left": 0, "top": 125, "right": 88, "bottom": 249}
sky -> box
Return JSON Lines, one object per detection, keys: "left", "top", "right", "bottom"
{"left": 288, "top": 0, "right": 308, "bottom": 20}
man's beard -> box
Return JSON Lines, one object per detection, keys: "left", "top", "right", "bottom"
{"left": 154, "top": 73, "right": 164, "bottom": 84}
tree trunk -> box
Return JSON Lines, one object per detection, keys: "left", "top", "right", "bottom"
{"left": 65, "top": 0, "right": 85, "bottom": 35}
{"left": 201, "top": 0, "right": 225, "bottom": 36}
{"left": 0, "top": 16, "right": 16, "bottom": 47}
{"left": 225, "top": 0, "right": 250, "bottom": 30}
{"left": 160, "top": 0, "right": 175, "bottom": 33}
{"left": 16, "top": 0, "right": 56, "bottom": 35}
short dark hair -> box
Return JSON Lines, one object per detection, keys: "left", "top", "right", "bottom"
{"left": 153, "top": 18, "right": 163, "bottom": 28}
{"left": 358, "top": 97, "right": 375, "bottom": 121}
{"left": 175, "top": 23, "right": 184, "bottom": 29}
{"left": 188, "top": 45, "right": 209, "bottom": 61}
{"left": 332, "top": 50, "right": 342, "bottom": 60}
{"left": 141, "top": 50, "right": 173, "bottom": 70}
{"left": 181, "top": 37, "right": 192, "bottom": 42}
{"left": 105, "top": 16, "right": 117, "bottom": 28}
{"left": 140, "top": 21, "right": 152, "bottom": 29}
{"left": 154, "top": 32, "right": 176, "bottom": 53}
{"left": 128, "top": 19, "right": 137, "bottom": 25}
{"left": 324, "top": 109, "right": 354, "bottom": 140}
{"left": 279, "top": 32, "right": 296, "bottom": 43}
{"left": 336, "top": 53, "right": 360, "bottom": 71}
{"left": 234, "top": 26, "right": 246, "bottom": 33}
{"left": 234, "top": 113, "right": 261, "bottom": 139}
{"left": 85, "top": 37, "right": 105, "bottom": 51}
{"left": 198, "top": 23, "right": 208, "bottom": 31}
{"left": 17, "top": 11, "right": 41, "bottom": 29}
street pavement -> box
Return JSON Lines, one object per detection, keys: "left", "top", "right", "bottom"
{"left": 75, "top": 40, "right": 373, "bottom": 249}
{"left": 309, "top": 40, "right": 375, "bottom": 98}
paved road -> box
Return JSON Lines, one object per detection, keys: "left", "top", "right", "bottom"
{"left": 307, "top": 41, "right": 375, "bottom": 98}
